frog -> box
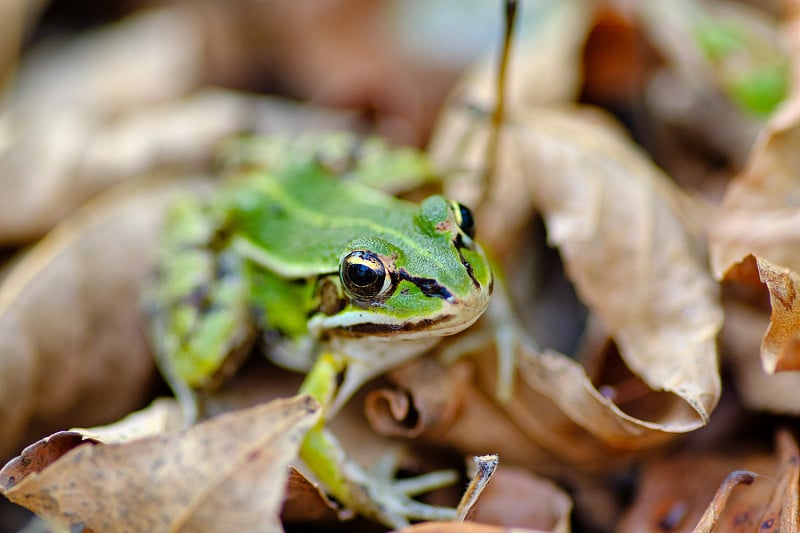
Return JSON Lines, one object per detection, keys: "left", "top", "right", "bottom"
{"left": 143, "top": 133, "right": 494, "bottom": 528}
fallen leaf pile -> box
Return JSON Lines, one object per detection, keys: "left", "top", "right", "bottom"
{"left": 3, "top": 0, "right": 800, "bottom": 531}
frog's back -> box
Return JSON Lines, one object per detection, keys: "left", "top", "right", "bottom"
{"left": 224, "top": 161, "right": 422, "bottom": 277}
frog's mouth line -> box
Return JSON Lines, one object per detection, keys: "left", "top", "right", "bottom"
{"left": 311, "top": 287, "right": 490, "bottom": 339}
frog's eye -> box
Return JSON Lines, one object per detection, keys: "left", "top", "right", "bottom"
{"left": 340, "top": 250, "right": 394, "bottom": 301}
{"left": 451, "top": 201, "right": 476, "bottom": 239}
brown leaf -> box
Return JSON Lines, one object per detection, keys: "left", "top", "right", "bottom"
{"left": 399, "top": 522, "right": 550, "bottom": 533}
{"left": 694, "top": 430, "right": 799, "bottom": 532}
{"left": 0, "top": 178, "right": 203, "bottom": 460}
{"left": 281, "top": 467, "right": 342, "bottom": 526}
{"left": 619, "top": 450, "right": 771, "bottom": 533}
{"left": 754, "top": 255, "right": 800, "bottom": 372}
{"left": 619, "top": 431, "right": 800, "bottom": 533}
{"left": 430, "top": 1, "right": 596, "bottom": 262}
{"left": 692, "top": 471, "right": 758, "bottom": 532}
{"left": 720, "top": 298, "right": 800, "bottom": 414}
{"left": 0, "top": 395, "right": 321, "bottom": 532}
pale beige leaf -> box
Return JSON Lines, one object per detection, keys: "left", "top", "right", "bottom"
{"left": 429, "top": 0, "right": 596, "bottom": 256}
{"left": 709, "top": 1, "right": 800, "bottom": 280}
{"left": 0, "top": 395, "right": 321, "bottom": 533}
{"left": 444, "top": 0, "right": 595, "bottom": 112}
{"left": 515, "top": 108, "right": 721, "bottom": 428}
{"left": 434, "top": 103, "right": 721, "bottom": 430}
{"left": 709, "top": 96, "right": 800, "bottom": 280}
{"left": 71, "top": 398, "right": 183, "bottom": 444}
{"left": 0, "top": 178, "right": 205, "bottom": 459}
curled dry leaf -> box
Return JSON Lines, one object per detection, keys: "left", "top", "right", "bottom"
{"left": 0, "top": 177, "right": 206, "bottom": 460}
{"left": 369, "top": 349, "right": 662, "bottom": 476}
{"left": 432, "top": 103, "right": 722, "bottom": 438}
{"left": 753, "top": 255, "right": 800, "bottom": 372}
{"left": 0, "top": 395, "right": 321, "bottom": 532}
{"left": 366, "top": 356, "right": 569, "bottom": 473}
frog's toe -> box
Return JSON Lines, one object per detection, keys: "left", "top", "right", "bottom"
{"left": 351, "top": 451, "right": 459, "bottom": 528}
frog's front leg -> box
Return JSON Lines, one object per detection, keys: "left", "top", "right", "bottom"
{"left": 299, "top": 352, "right": 459, "bottom": 528}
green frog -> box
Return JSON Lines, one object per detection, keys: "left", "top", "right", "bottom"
{"left": 144, "top": 134, "right": 494, "bottom": 527}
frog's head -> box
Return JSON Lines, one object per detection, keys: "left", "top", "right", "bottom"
{"left": 310, "top": 195, "right": 492, "bottom": 339}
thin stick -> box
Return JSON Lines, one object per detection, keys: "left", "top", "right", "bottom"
{"left": 456, "top": 454, "right": 499, "bottom": 521}
{"left": 481, "top": 0, "right": 518, "bottom": 200}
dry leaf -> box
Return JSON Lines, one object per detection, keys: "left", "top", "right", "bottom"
{"left": 753, "top": 255, "right": 800, "bottom": 372}
{"left": 433, "top": 102, "right": 722, "bottom": 433}
{"left": 444, "top": 0, "right": 595, "bottom": 112}
{"left": 364, "top": 357, "right": 470, "bottom": 439}
{"left": 709, "top": 93, "right": 800, "bottom": 280}
{"left": 0, "top": 395, "right": 321, "bottom": 532}
{"left": 430, "top": 0, "right": 595, "bottom": 262}
{"left": 0, "top": 8, "right": 202, "bottom": 244}
{"left": 709, "top": 0, "right": 800, "bottom": 279}
{"left": 0, "top": 178, "right": 205, "bottom": 460}
{"left": 619, "top": 452, "right": 769, "bottom": 532}
{"left": 619, "top": 430, "right": 800, "bottom": 533}
{"left": 369, "top": 347, "right": 671, "bottom": 477}
{"left": 367, "top": 355, "right": 572, "bottom": 474}
{"left": 693, "top": 430, "right": 799, "bottom": 532}
{"left": 466, "top": 466, "right": 571, "bottom": 533}
{"left": 71, "top": 398, "right": 184, "bottom": 444}
{"left": 720, "top": 298, "right": 800, "bottom": 414}
{"left": 281, "top": 467, "right": 341, "bottom": 526}
{"left": 399, "top": 522, "right": 551, "bottom": 533}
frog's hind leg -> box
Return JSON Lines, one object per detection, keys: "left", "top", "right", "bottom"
{"left": 143, "top": 195, "right": 255, "bottom": 425}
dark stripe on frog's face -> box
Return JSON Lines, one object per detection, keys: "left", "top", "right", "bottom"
{"left": 454, "top": 236, "right": 482, "bottom": 289}
{"left": 395, "top": 269, "right": 455, "bottom": 303}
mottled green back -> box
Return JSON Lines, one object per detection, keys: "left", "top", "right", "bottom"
{"left": 219, "top": 157, "right": 491, "bottom": 324}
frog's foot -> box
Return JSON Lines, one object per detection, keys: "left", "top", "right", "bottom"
{"left": 342, "top": 449, "right": 459, "bottom": 529}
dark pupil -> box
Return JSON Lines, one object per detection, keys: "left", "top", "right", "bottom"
{"left": 348, "top": 262, "right": 379, "bottom": 287}
{"left": 457, "top": 203, "right": 475, "bottom": 239}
